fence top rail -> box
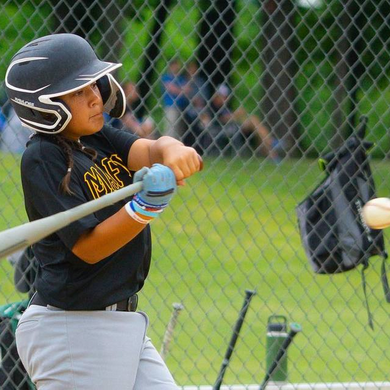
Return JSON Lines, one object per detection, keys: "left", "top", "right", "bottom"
{"left": 180, "top": 383, "right": 390, "bottom": 390}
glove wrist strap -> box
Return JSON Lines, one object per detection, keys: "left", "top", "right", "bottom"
{"left": 132, "top": 198, "right": 164, "bottom": 218}
{"left": 133, "top": 194, "right": 168, "bottom": 210}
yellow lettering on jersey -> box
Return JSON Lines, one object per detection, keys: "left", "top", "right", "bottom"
{"left": 84, "top": 167, "right": 111, "bottom": 199}
{"left": 84, "top": 155, "right": 132, "bottom": 199}
{"left": 94, "top": 164, "right": 121, "bottom": 191}
{"left": 101, "top": 154, "right": 131, "bottom": 187}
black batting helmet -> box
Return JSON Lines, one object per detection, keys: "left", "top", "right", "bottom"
{"left": 5, "top": 33, "right": 126, "bottom": 134}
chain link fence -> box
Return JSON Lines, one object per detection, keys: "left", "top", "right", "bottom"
{"left": 1, "top": 0, "right": 390, "bottom": 388}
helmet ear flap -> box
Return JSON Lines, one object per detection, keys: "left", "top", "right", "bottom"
{"left": 12, "top": 98, "right": 72, "bottom": 134}
{"left": 97, "top": 75, "right": 126, "bottom": 119}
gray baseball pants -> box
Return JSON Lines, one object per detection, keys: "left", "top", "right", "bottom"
{"left": 16, "top": 304, "right": 179, "bottom": 390}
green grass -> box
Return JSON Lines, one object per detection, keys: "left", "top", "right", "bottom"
{"left": 119, "top": 157, "right": 390, "bottom": 385}
{"left": 1, "top": 154, "right": 390, "bottom": 385}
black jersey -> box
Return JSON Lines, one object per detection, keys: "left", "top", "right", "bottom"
{"left": 21, "top": 125, "right": 151, "bottom": 310}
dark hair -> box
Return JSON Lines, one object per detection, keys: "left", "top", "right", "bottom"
{"left": 39, "top": 134, "right": 97, "bottom": 195}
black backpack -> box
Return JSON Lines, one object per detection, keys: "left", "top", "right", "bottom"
{"left": 0, "top": 300, "right": 33, "bottom": 390}
{"left": 296, "top": 118, "right": 388, "bottom": 329}
{"left": 0, "top": 247, "right": 37, "bottom": 390}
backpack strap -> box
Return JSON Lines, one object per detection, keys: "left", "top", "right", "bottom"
{"left": 361, "top": 259, "right": 374, "bottom": 330}
{"left": 356, "top": 116, "right": 368, "bottom": 139}
{"left": 381, "top": 251, "right": 390, "bottom": 303}
{"left": 361, "top": 251, "right": 389, "bottom": 331}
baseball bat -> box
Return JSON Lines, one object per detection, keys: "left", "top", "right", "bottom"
{"left": 160, "top": 302, "right": 184, "bottom": 360}
{"left": 0, "top": 181, "right": 143, "bottom": 259}
{"left": 213, "top": 289, "right": 256, "bottom": 390}
{"left": 259, "top": 322, "right": 302, "bottom": 390}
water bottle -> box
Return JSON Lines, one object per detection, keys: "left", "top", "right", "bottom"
{"left": 266, "top": 315, "right": 288, "bottom": 383}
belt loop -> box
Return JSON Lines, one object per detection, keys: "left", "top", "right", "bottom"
{"left": 129, "top": 295, "right": 138, "bottom": 311}
{"left": 106, "top": 303, "right": 118, "bottom": 311}
{"left": 105, "top": 295, "right": 138, "bottom": 312}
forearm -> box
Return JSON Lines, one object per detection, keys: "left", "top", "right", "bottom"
{"left": 127, "top": 137, "right": 186, "bottom": 172}
{"left": 128, "top": 137, "right": 202, "bottom": 185}
{"left": 72, "top": 208, "right": 146, "bottom": 264}
{"left": 149, "top": 136, "right": 184, "bottom": 164}
{"left": 73, "top": 162, "right": 179, "bottom": 264}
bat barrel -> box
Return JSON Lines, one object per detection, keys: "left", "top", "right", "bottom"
{"left": 213, "top": 289, "right": 256, "bottom": 390}
{"left": 160, "top": 302, "right": 185, "bottom": 361}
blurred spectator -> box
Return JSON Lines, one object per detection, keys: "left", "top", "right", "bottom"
{"left": 105, "top": 81, "right": 156, "bottom": 139}
{"left": 0, "top": 108, "right": 6, "bottom": 133}
{"left": 161, "top": 58, "right": 190, "bottom": 139}
{"left": 121, "top": 82, "right": 156, "bottom": 138}
{"left": 182, "top": 60, "right": 211, "bottom": 153}
{"left": 1, "top": 107, "right": 32, "bottom": 154}
{"left": 0, "top": 90, "right": 8, "bottom": 135}
{"left": 185, "top": 60, "right": 209, "bottom": 108}
{"left": 207, "top": 84, "right": 278, "bottom": 159}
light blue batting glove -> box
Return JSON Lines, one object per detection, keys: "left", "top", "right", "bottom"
{"left": 133, "top": 164, "right": 177, "bottom": 209}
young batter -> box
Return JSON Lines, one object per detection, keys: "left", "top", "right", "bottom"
{"left": 5, "top": 33, "right": 201, "bottom": 389}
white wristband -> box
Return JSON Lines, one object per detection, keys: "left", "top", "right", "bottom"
{"left": 125, "top": 202, "right": 150, "bottom": 225}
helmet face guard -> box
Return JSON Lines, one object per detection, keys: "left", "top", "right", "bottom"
{"left": 5, "top": 34, "right": 126, "bottom": 134}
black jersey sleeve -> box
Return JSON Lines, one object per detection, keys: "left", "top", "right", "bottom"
{"left": 21, "top": 140, "right": 99, "bottom": 250}
{"left": 98, "top": 125, "right": 140, "bottom": 168}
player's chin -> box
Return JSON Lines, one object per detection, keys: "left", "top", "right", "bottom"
{"left": 89, "top": 114, "right": 104, "bottom": 130}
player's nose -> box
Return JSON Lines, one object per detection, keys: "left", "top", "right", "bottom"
{"left": 88, "top": 84, "right": 102, "bottom": 106}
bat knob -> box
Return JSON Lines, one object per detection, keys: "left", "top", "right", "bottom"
{"left": 172, "top": 303, "right": 184, "bottom": 311}
{"left": 198, "top": 154, "right": 204, "bottom": 171}
{"left": 290, "top": 322, "right": 302, "bottom": 334}
{"left": 245, "top": 289, "right": 256, "bottom": 297}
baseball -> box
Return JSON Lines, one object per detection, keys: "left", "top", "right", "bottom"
{"left": 362, "top": 197, "right": 390, "bottom": 230}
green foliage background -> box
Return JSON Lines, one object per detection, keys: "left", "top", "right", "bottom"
{"left": 1, "top": 0, "right": 390, "bottom": 158}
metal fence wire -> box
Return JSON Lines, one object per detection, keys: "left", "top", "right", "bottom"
{"left": 1, "top": 0, "right": 390, "bottom": 389}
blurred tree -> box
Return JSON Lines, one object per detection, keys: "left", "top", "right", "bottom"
{"left": 329, "top": 0, "right": 354, "bottom": 148}
{"left": 295, "top": 0, "right": 390, "bottom": 87}
{"left": 135, "top": 0, "right": 173, "bottom": 118}
{"left": 197, "top": 0, "right": 237, "bottom": 96}
{"left": 261, "top": 0, "right": 299, "bottom": 156}
{"left": 49, "top": 0, "right": 131, "bottom": 64}
{"left": 48, "top": 0, "right": 174, "bottom": 117}
{"left": 330, "top": 0, "right": 367, "bottom": 147}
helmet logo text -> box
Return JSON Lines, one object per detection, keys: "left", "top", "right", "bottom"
{"left": 14, "top": 97, "right": 34, "bottom": 107}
